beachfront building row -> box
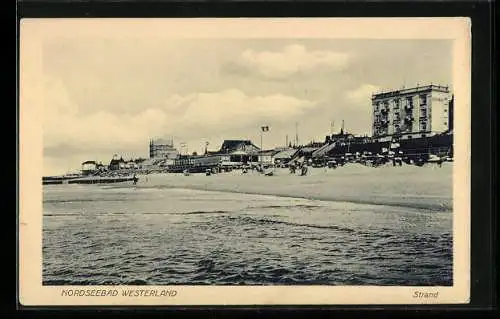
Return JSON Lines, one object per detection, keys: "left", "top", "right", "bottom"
{"left": 372, "top": 85, "right": 453, "bottom": 142}
{"left": 163, "top": 140, "right": 304, "bottom": 171}
{"left": 80, "top": 157, "right": 143, "bottom": 175}
{"left": 174, "top": 140, "right": 280, "bottom": 169}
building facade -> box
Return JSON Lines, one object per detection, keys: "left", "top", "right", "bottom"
{"left": 372, "top": 85, "right": 452, "bottom": 141}
{"left": 109, "top": 156, "right": 125, "bottom": 170}
{"left": 81, "top": 161, "right": 97, "bottom": 175}
{"left": 258, "top": 150, "right": 278, "bottom": 164}
{"left": 149, "top": 138, "right": 179, "bottom": 159}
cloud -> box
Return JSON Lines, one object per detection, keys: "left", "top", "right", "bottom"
{"left": 42, "top": 76, "right": 317, "bottom": 174}
{"left": 345, "top": 84, "right": 380, "bottom": 105}
{"left": 235, "top": 44, "right": 350, "bottom": 79}
{"left": 172, "top": 89, "right": 316, "bottom": 130}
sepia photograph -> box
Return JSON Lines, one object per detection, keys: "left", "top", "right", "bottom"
{"left": 19, "top": 18, "right": 471, "bottom": 305}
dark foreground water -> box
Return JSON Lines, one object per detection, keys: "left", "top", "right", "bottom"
{"left": 43, "top": 184, "right": 452, "bottom": 286}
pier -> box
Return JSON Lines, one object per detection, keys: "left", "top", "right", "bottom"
{"left": 43, "top": 175, "right": 137, "bottom": 185}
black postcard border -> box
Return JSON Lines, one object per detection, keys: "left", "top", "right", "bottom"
{"left": 13, "top": 0, "right": 496, "bottom": 315}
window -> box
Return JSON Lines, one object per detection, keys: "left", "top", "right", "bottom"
{"left": 420, "top": 94, "right": 427, "bottom": 105}
{"left": 394, "top": 99, "right": 400, "bottom": 109}
{"left": 421, "top": 134, "right": 426, "bottom": 138}
{"left": 407, "top": 97, "right": 413, "bottom": 106}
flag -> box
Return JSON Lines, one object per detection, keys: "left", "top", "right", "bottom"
{"left": 261, "top": 126, "right": 269, "bottom": 132}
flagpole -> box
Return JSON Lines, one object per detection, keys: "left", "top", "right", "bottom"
{"left": 260, "top": 129, "right": 263, "bottom": 165}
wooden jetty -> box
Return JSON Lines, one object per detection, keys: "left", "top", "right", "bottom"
{"left": 43, "top": 175, "right": 137, "bottom": 185}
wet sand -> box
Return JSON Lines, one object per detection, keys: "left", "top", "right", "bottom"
{"left": 135, "top": 163, "right": 453, "bottom": 211}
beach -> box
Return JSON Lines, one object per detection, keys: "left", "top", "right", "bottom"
{"left": 43, "top": 163, "right": 453, "bottom": 286}
{"left": 136, "top": 163, "right": 453, "bottom": 211}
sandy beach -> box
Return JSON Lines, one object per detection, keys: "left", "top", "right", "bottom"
{"left": 44, "top": 162, "right": 453, "bottom": 286}
{"left": 135, "top": 163, "right": 453, "bottom": 211}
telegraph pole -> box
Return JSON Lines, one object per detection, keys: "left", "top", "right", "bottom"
{"left": 260, "top": 129, "right": 264, "bottom": 156}
{"left": 295, "top": 122, "right": 299, "bottom": 147}
{"left": 260, "top": 126, "right": 269, "bottom": 165}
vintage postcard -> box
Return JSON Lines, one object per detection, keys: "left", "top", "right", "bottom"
{"left": 19, "top": 18, "right": 471, "bottom": 306}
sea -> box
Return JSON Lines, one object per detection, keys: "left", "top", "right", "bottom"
{"left": 43, "top": 183, "right": 453, "bottom": 286}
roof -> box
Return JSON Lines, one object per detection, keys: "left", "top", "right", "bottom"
{"left": 372, "top": 84, "right": 450, "bottom": 100}
{"left": 109, "top": 158, "right": 125, "bottom": 165}
{"left": 230, "top": 150, "right": 248, "bottom": 155}
{"left": 82, "top": 161, "right": 97, "bottom": 165}
{"left": 299, "top": 147, "right": 319, "bottom": 153}
{"left": 219, "top": 140, "right": 259, "bottom": 153}
{"left": 258, "top": 150, "right": 278, "bottom": 156}
{"left": 312, "top": 143, "right": 337, "bottom": 157}
{"left": 151, "top": 138, "right": 173, "bottom": 146}
{"left": 140, "top": 159, "right": 156, "bottom": 166}
{"left": 273, "top": 149, "right": 298, "bottom": 159}
{"left": 326, "top": 142, "right": 388, "bottom": 155}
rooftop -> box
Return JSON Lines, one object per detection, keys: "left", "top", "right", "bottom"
{"left": 150, "top": 138, "right": 174, "bottom": 146}
{"left": 258, "top": 149, "right": 279, "bottom": 156}
{"left": 273, "top": 149, "right": 298, "bottom": 159}
{"left": 219, "top": 140, "right": 259, "bottom": 153}
{"left": 372, "top": 84, "right": 450, "bottom": 100}
{"left": 299, "top": 147, "right": 320, "bottom": 153}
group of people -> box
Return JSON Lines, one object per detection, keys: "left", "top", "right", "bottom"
{"left": 288, "top": 162, "right": 309, "bottom": 176}
{"left": 184, "top": 152, "right": 449, "bottom": 179}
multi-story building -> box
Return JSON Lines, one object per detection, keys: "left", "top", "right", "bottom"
{"left": 149, "top": 138, "right": 179, "bottom": 159}
{"left": 372, "top": 85, "right": 453, "bottom": 141}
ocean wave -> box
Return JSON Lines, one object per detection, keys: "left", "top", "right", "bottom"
{"left": 246, "top": 204, "right": 323, "bottom": 210}
{"left": 225, "top": 215, "right": 357, "bottom": 233}
{"left": 44, "top": 198, "right": 126, "bottom": 203}
{"left": 177, "top": 210, "right": 230, "bottom": 215}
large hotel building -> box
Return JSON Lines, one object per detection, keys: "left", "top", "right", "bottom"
{"left": 149, "top": 138, "right": 179, "bottom": 159}
{"left": 372, "top": 85, "right": 453, "bottom": 142}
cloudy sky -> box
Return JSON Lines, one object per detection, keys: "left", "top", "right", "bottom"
{"left": 42, "top": 38, "right": 452, "bottom": 175}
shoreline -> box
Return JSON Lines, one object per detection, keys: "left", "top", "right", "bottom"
{"left": 132, "top": 163, "right": 453, "bottom": 211}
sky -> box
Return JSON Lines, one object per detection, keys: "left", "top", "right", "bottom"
{"left": 42, "top": 38, "right": 452, "bottom": 175}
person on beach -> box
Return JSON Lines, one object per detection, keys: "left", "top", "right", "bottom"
{"left": 133, "top": 174, "right": 138, "bottom": 185}
{"left": 301, "top": 165, "right": 308, "bottom": 176}
{"left": 437, "top": 157, "right": 443, "bottom": 168}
